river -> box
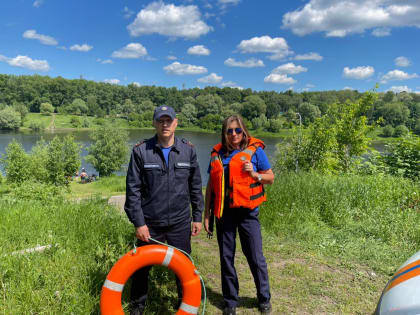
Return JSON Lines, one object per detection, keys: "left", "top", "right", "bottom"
{"left": 0, "top": 129, "right": 282, "bottom": 184}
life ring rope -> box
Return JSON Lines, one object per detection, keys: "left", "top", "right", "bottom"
{"left": 147, "top": 237, "right": 207, "bottom": 315}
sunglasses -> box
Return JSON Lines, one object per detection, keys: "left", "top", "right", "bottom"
{"left": 227, "top": 127, "right": 243, "bottom": 135}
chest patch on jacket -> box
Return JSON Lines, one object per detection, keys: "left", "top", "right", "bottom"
{"left": 144, "top": 163, "right": 161, "bottom": 169}
{"left": 176, "top": 162, "right": 190, "bottom": 168}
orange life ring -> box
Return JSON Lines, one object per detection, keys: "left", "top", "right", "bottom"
{"left": 100, "top": 244, "right": 201, "bottom": 315}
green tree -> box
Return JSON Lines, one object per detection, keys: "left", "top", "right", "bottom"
{"left": 40, "top": 102, "right": 54, "bottom": 115}
{"left": 85, "top": 125, "right": 129, "bottom": 176}
{"left": 195, "top": 94, "right": 223, "bottom": 118}
{"left": 0, "top": 107, "right": 21, "bottom": 130}
{"left": 13, "top": 102, "right": 28, "bottom": 125}
{"left": 180, "top": 103, "right": 198, "bottom": 126}
{"left": 1, "top": 140, "right": 30, "bottom": 184}
{"left": 44, "top": 135, "right": 81, "bottom": 185}
{"left": 298, "top": 102, "right": 321, "bottom": 125}
{"left": 240, "top": 95, "right": 266, "bottom": 120}
{"left": 382, "top": 125, "right": 394, "bottom": 137}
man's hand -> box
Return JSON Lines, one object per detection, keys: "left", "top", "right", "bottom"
{"left": 191, "top": 222, "right": 202, "bottom": 236}
{"left": 135, "top": 225, "right": 150, "bottom": 242}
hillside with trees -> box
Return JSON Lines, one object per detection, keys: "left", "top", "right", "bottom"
{"left": 0, "top": 74, "right": 419, "bottom": 135}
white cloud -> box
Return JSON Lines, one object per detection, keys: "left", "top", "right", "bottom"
{"left": 167, "top": 55, "right": 177, "bottom": 60}
{"left": 224, "top": 58, "right": 264, "bottom": 68}
{"left": 264, "top": 74, "right": 296, "bottom": 85}
{"left": 197, "top": 73, "right": 223, "bottom": 84}
{"left": 388, "top": 85, "right": 412, "bottom": 93}
{"left": 123, "top": 6, "right": 135, "bottom": 19}
{"left": 282, "top": 0, "right": 420, "bottom": 37}
{"left": 343, "top": 66, "right": 375, "bottom": 79}
{"left": 372, "top": 27, "right": 391, "bottom": 37}
{"left": 23, "top": 30, "right": 58, "bottom": 46}
{"left": 164, "top": 62, "right": 207, "bottom": 75}
{"left": 221, "top": 81, "right": 243, "bottom": 89}
{"left": 381, "top": 69, "right": 418, "bottom": 83}
{"left": 97, "top": 58, "right": 113, "bottom": 64}
{"left": 112, "top": 43, "right": 147, "bottom": 59}
{"left": 127, "top": 2, "right": 212, "bottom": 39}
{"left": 271, "top": 63, "right": 307, "bottom": 75}
{"left": 187, "top": 45, "right": 210, "bottom": 56}
{"left": 218, "top": 0, "right": 240, "bottom": 5}
{"left": 294, "top": 52, "right": 323, "bottom": 61}
{"left": 104, "top": 79, "right": 120, "bottom": 85}
{"left": 70, "top": 44, "right": 93, "bottom": 52}
{"left": 343, "top": 86, "right": 354, "bottom": 90}
{"left": 395, "top": 56, "right": 411, "bottom": 67}
{"left": 0, "top": 54, "right": 50, "bottom": 71}
{"left": 132, "top": 82, "right": 141, "bottom": 87}
{"left": 33, "top": 0, "right": 43, "bottom": 8}
{"left": 237, "top": 36, "right": 292, "bottom": 60}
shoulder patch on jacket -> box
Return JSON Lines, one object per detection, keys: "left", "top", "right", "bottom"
{"left": 134, "top": 139, "right": 146, "bottom": 147}
{"left": 181, "top": 138, "right": 194, "bottom": 147}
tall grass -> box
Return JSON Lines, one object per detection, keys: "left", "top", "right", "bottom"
{"left": 261, "top": 172, "right": 420, "bottom": 274}
{"left": 0, "top": 197, "right": 132, "bottom": 314}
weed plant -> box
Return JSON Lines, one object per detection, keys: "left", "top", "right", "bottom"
{"left": 261, "top": 171, "right": 420, "bottom": 274}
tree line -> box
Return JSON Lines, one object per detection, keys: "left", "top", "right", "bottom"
{"left": 0, "top": 73, "right": 419, "bottom": 135}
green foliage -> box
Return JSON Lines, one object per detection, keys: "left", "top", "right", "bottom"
{"left": 86, "top": 125, "right": 129, "bottom": 176}
{"left": 393, "top": 124, "right": 409, "bottom": 137}
{"left": 28, "top": 120, "right": 44, "bottom": 131}
{"left": 382, "top": 125, "right": 394, "bottom": 137}
{"left": 266, "top": 118, "right": 283, "bottom": 133}
{"left": 1, "top": 140, "right": 30, "bottom": 184}
{"left": 240, "top": 95, "right": 266, "bottom": 120}
{"left": 1, "top": 136, "right": 81, "bottom": 186}
{"left": 0, "top": 198, "right": 132, "bottom": 314}
{"left": 13, "top": 102, "right": 28, "bottom": 125}
{"left": 262, "top": 172, "right": 420, "bottom": 273}
{"left": 0, "top": 106, "right": 21, "bottom": 130}
{"left": 46, "top": 135, "right": 81, "bottom": 185}
{"left": 6, "top": 181, "right": 65, "bottom": 203}
{"left": 277, "top": 91, "right": 376, "bottom": 173}
{"left": 70, "top": 116, "right": 81, "bottom": 128}
{"left": 379, "top": 133, "right": 420, "bottom": 181}
{"left": 40, "top": 102, "right": 54, "bottom": 115}
{"left": 251, "top": 114, "right": 268, "bottom": 130}
{"left": 298, "top": 102, "right": 321, "bottom": 125}
{"left": 198, "top": 113, "right": 222, "bottom": 131}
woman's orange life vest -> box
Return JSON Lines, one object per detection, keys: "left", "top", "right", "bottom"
{"left": 209, "top": 137, "right": 267, "bottom": 218}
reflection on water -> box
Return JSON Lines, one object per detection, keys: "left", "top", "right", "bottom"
{"left": 0, "top": 129, "right": 282, "bottom": 184}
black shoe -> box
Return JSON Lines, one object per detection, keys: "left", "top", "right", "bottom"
{"left": 130, "top": 305, "right": 145, "bottom": 315}
{"left": 223, "top": 306, "right": 236, "bottom": 315}
{"left": 259, "top": 302, "right": 272, "bottom": 314}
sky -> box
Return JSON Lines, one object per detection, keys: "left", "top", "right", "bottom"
{"left": 1, "top": 0, "right": 420, "bottom": 94}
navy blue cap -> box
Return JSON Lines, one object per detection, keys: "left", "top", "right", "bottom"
{"left": 153, "top": 105, "right": 176, "bottom": 121}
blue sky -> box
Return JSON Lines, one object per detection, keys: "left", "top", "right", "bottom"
{"left": 1, "top": 0, "right": 420, "bottom": 93}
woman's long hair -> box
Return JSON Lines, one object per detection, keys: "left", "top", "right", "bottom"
{"left": 221, "top": 115, "right": 251, "bottom": 153}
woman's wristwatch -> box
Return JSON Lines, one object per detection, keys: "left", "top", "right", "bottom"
{"left": 255, "top": 173, "right": 262, "bottom": 182}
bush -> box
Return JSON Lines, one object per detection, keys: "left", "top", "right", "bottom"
{"left": 70, "top": 116, "right": 81, "bottom": 128}
{"left": 393, "top": 124, "right": 409, "bottom": 137}
{"left": 40, "top": 102, "right": 54, "bottom": 115}
{"left": 29, "top": 121, "right": 44, "bottom": 131}
{"left": 382, "top": 125, "right": 394, "bottom": 137}
{"left": 0, "top": 106, "right": 21, "bottom": 130}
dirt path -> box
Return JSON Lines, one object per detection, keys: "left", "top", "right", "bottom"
{"left": 47, "top": 113, "right": 56, "bottom": 130}
{"left": 105, "top": 196, "right": 387, "bottom": 314}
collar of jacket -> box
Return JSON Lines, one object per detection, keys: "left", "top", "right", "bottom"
{"left": 152, "top": 135, "right": 180, "bottom": 153}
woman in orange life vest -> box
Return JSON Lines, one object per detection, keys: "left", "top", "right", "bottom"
{"left": 204, "top": 115, "right": 274, "bottom": 315}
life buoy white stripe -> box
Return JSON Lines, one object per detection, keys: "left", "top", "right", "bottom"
{"left": 162, "top": 247, "right": 174, "bottom": 267}
{"left": 103, "top": 279, "right": 124, "bottom": 292}
{"left": 179, "top": 302, "right": 199, "bottom": 314}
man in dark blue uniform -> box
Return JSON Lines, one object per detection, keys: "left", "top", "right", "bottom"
{"left": 124, "top": 105, "right": 204, "bottom": 315}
